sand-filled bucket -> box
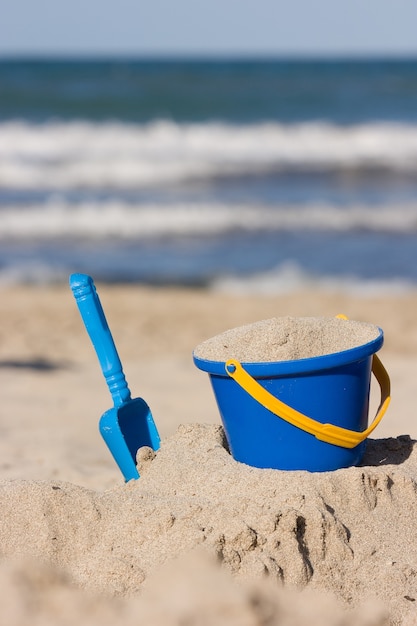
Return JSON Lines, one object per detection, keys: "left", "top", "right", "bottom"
{"left": 193, "top": 316, "right": 391, "bottom": 472}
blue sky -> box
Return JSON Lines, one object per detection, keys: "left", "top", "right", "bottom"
{"left": 1, "top": 0, "right": 417, "bottom": 57}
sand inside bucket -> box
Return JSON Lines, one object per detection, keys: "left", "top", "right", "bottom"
{"left": 193, "top": 316, "right": 380, "bottom": 363}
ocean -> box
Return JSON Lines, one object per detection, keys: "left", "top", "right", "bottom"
{"left": 1, "top": 57, "right": 417, "bottom": 293}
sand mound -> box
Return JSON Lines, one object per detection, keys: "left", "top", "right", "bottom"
{"left": 193, "top": 316, "right": 381, "bottom": 363}
{"left": 0, "top": 553, "right": 389, "bottom": 626}
{"left": 0, "top": 424, "right": 416, "bottom": 624}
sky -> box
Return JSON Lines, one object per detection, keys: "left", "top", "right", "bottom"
{"left": 0, "top": 0, "right": 417, "bottom": 58}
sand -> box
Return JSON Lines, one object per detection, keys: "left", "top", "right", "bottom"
{"left": 1, "top": 283, "right": 417, "bottom": 625}
{"left": 193, "top": 315, "right": 381, "bottom": 362}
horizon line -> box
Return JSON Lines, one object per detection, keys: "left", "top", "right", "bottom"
{"left": 1, "top": 50, "right": 417, "bottom": 62}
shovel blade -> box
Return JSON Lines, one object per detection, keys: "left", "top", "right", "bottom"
{"left": 99, "top": 398, "right": 161, "bottom": 482}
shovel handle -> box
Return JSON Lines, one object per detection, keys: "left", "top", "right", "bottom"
{"left": 70, "top": 273, "right": 131, "bottom": 408}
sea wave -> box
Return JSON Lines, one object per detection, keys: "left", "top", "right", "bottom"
{"left": 0, "top": 201, "right": 416, "bottom": 240}
{"left": 1, "top": 257, "right": 414, "bottom": 295}
{"left": 1, "top": 120, "right": 417, "bottom": 190}
{"left": 210, "top": 261, "right": 417, "bottom": 297}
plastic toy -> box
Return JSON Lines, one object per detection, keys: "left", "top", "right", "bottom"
{"left": 70, "top": 273, "right": 160, "bottom": 481}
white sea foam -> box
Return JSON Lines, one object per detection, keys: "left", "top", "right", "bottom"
{"left": 1, "top": 120, "right": 417, "bottom": 190}
{"left": 0, "top": 262, "right": 69, "bottom": 287}
{"left": 0, "top": 255, "right": 413, "bottom": 295}
{"left": 0, "top": 201, "right": 416, "bottom": 240}
{"left": 210, "top": 261, "right": 417, "bottom": 297}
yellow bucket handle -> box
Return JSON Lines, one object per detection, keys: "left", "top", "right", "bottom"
{"left": 225, "top": 352, "right": 391, "bottom": 450}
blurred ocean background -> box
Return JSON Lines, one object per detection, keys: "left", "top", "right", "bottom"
{"left": 1, "top": 57, "right": 417, "bottom": 293}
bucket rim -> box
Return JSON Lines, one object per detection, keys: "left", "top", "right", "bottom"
{"left": 193, "top": 327, "right": 384, "bottom": 377}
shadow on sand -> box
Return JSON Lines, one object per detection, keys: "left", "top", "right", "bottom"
{"left": 0, "top": 358, "right": 69, "bottom": 372}
{"left": 361, "top": 435, "right": 415, "bottom": 467}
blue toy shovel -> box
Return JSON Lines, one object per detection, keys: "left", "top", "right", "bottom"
{"left": 69, "top": 273, "right": 160, "bottom": 481}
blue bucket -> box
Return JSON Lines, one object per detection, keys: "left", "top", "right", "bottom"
{"left": 193, "top": 321, "right": 390, "bottom": 472}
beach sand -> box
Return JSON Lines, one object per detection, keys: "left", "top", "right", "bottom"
{"left": 0, "top": 283, "right": 417, "bottom": 625}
